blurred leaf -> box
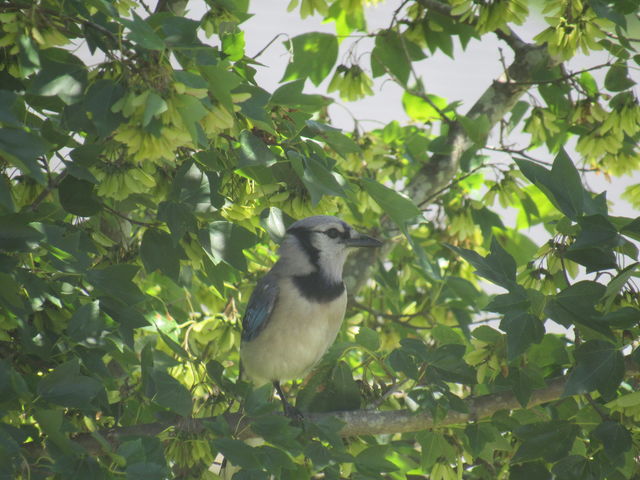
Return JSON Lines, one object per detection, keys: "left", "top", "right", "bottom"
{"left": 237, "top": 130, "right": 277, "bottom": 167}
{"left": 355, "top": 445, "right": 398, "bottom": 476}
{"left": 402, "top": 91, "right": 449, "bottom": 122}
{"left": 605, "top": 63, "right": 634, "bottom": 91}
{"left": 140, "top": 229, "right": 182, "bottom": 281}
{"left": 448, "top": 237, "right": 518, "bottom": 291}
{"left": 289, "top": 151, "right": 345, "bottom": 206}
{"left": 591, "top": 421, "right": 631, "bottom": 460}
{"left": 0, "top": 128, "right": 49, "bottom": 184}
{"left": 29, "top": 48, "right": 87, "bottom": 104}
{"left": 121, "top": 12, "right": 165, "bottom": 50}
{"left": 0, "top": 216, "right": 43, "bottom": 251}
{"left": 510, "top": 462, "right": 551, "bottom": 480}
{"left": 417, "top": 431, "right": 457, "bottom": 469}
{"left": 149, "top": 370, "right": 192, "bottom": 416}
{"left": 355, "top": 326, "right": 380, "bottom": 351}
{"left": 117, "top": 436, "right": 169, "bottom": 480}
{"left": 370, "top": 30, "right": 424, "bottom": 85}
{"left": 199, "top": 221, "right": 257, "bottom": 271}
{"left": 58, "top": 175, "right": 102, "bottom": 216}
{"left": 86, "top": 264, "right": 146, "bottom": 306}
{"left": 85, "top": 79, "right": 125, "bottom": 136}
{"left": 270, "top": 80, "right": 330, "bottom": 113}
{"left": 362, "top": 178, "right": 420, "bottom": 229}
{"left": 513, "top": 421, "right": 579, "bottom": 462}
{"left": 37, "top": 360, "right": 104, "bottom": 409}
{"left": 157, "top": 201, "right": 196, "bottom": 245}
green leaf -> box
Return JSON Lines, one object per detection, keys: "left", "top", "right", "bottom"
{"left": 402, "top": 91, "right": 449, "bottom": 122}
{"left": 361, "top": 178, "right": 420, "bottom": 229}
{"left": 29, "top": 48, "right": 87, "bottom": 104}
{"left": 200, "top": 63, "right": 242, "bottom": 113}
{"left": 37, "top": 360, "right": 104, "bottom": 409}
{"left": 545, "top": 281, "right": 610, "bottom": 336}
{"left": 417, "top": 431, "right": 457, "bottom": 469}
{"left": 591, "top": 421, "right": 631, "bottom": 459}
{"left": 86, "top": 79, "right": 125, "bottom": 137}
{"left": 603, "top": 263, "right": 639, "bottom": 312}
{"left": 355, "top": 445, "right": 398, "bottom": 476}
{"left": 0, "top": 128, "right": 49, "bottom": 184}
{"left": 513, "top": 421, "right": 579, "bottom": 462}
{"left": 58, "top": 175, "right": 102, "bottom": 216}
{"left": 170, "top": 161, "right": 212, "bottom": 211}
{"left": 117, "top": 436, "right": 169, "bottom": 480}
{"left": 0, "top": 272, "right": 29, "bottom": 316}
{"left": 510, "top": 462, "right": 551, "bottom": 480}
{"left": 142, "top": 92, "right": 168, "bottom": 127}
{"left": 86, "top": 264, "right": 146, "bottom": 306}
{"left": 388, "top": 348, "right": 419, "bottom": 379}
{"left": 355, "top": 326, "right": 380, "bottom": 351}
{"left": 605, "top": 63, "right": 634, "bottom": 92}
{"left": 370, "top": 30, "right": 424, "bottom": 85}
{"left": 155, "top": 16, "right": 201, "bottom": 48}
{"left": 564, "top": 214, "right": 620, "bottom": 272}
{"left": 458, "top": 114, "right": 492, "bottom": 144}
{"left": 508, "top": 101, "right": 530, "bottom": 132}
{"left": 140, "top": 229, "right": 181, "bottom": 281}
{"left": 157, "top": 201, "right": 196, "bottom": 245}
{"left": 564, "top": 340, "right": 624, "bottom": 398}
{"left": 67, "top": 301, "right": 107, "bottom": 345}
{"left": 551, "top": 455, "right": 600, "bottom": 480}
{"left": 516, "top": 149, "right": 584, "bottom": 220}
{"left": 237, "top": 130, "right": 277, "bottom": 167}
{"left": 500, "top": 312, "right": 544, "bottom": 361}
{"left": 282, "top": 32, "right": 338, "bottom": 86}
{"left": 289, "top": 151, "right": 345, "bottom": 206}
{"left": 578, "top": 71, "right": 598, "bottom": 97}
{"left": 0, "top": 216, "right": 43, "bottom": 251}
{"left": 149, "top": 370, "right": 192, "bottom": 416}
{"left": 174, "top": 94, "right": 208, "bottom": 144}
{"left": 270, "top": 80, "right": 330, "bottom": 113}
{"left": 303, "top": 120, "right": 361, "bottom": 157}
{"left": 222, "top": 30, "right": 245, "bottom": 61}
{"left": 464, "top": 423, "right": 498, "bottom": 457}
{"left": 0, "top": 90, "right": 25, "bottom": 128}
{"left": 199, "top": 221, "right": 257, "bottom": 271}
{"left": 121, "top": 12, "right": 165, "bottom": 50}
{"left": 213, "top": 438, "right": 261, "bottom": 469}
{"left": 448, "top": 237, "right": 518, "bottom": 291}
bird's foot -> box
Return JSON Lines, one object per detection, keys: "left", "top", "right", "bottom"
{"left": 282, "top": 401, "right": 304, "bottom": 424}
{"left": 273, "top": 381, "right": 304, "bottom": 425}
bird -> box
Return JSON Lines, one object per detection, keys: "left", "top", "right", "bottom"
{"left": 240, "top": 215, "right": 382, "bottom": 416}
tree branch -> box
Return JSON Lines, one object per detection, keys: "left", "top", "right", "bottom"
{"left": 26, "top": 360, "right": 639, "bottom": 456}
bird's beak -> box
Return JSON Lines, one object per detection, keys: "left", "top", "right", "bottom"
{"left": 345, "top": 233, "right": 383, "bottom": 248}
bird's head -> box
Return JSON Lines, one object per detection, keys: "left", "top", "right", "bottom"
{"left": 277, "top": 215, "right": 382, "bottom": 281}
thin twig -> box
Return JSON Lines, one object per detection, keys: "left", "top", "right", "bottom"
{"left": 103, "top": 205, "right": 159, "bottom": 227}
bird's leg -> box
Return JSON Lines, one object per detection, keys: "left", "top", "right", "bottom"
{"left": 273, "top": 381, "right": 303, "bottom": 422}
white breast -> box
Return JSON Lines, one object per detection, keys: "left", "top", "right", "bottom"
{"left": 241, "top": 277, "right": 347, "bottom": 386}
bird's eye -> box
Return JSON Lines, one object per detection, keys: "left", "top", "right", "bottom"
{"left": 325, "top": 228, "right": 340, "bottom": 239}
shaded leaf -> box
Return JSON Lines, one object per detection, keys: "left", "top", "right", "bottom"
{"left": 564, "top": 340, "right": 624, "bottom": 398}
{"left": 58, "top": 175, "right": 102, "bottom": 216}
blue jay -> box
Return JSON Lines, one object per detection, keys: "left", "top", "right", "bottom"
{"left": 240, "top": 215, "right": 382, "bottom": 415}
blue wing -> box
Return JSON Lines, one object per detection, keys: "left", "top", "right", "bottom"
{"left": 241, "top": 274, "right": 279, "bottom": 342}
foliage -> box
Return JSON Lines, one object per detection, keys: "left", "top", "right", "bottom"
{"left": 0, "top": 0, "right": 639, "bottom": 479}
